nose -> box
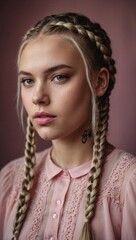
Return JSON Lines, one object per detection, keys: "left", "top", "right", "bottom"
{"left": 32, "top": 84, "right": 50, "bottom": 106}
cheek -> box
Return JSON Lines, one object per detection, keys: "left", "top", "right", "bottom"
{"left": 21, "top": 90, "right": 31, "bottom": 113}
{"left": 58, "top": 83, "right": 91, "bottom": 117}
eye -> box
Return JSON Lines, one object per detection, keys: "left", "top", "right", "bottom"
{"left": 53, "top": 74, "right": 68, "bottom": 82}
{"left": 20, "top": 78, "right": 34, "bottom": 86}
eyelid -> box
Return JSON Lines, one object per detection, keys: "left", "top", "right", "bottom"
{"left": 52, "top": 74, "right": 69, "bottom": 82}
{"left": 20, "top": 77, "right": 34, "bottom": 86}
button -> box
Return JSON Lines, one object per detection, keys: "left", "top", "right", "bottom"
{"left": 63, "top": 170, "right": 69, "bottom": 176}
{"left": 53, "top": 213, "right": 58, "bottom": 219}
{"left": 50, "top": 236, "right": 54, "bottom": 240}
{"left": 56, "top": 199, "right": 61, "bottom": 205}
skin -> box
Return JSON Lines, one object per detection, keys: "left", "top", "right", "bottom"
{"left": 18, "top": 35, "right": 109, "bottom": 168}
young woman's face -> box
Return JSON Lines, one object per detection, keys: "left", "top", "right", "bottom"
{"left": 18, "top": 35, "right": 92, "bottom": 141}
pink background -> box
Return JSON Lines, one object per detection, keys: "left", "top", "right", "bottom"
{"left": 0, "top": 0, "right": 136, "bottom": 169}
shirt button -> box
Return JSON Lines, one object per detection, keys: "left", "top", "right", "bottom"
{"left": 53, "top": 213, "right": 58, "bottom": 219}
{"left": 50, "top": 236, "right": 54, "bottom": 240}
{"left": 56, "top": 199, "right": 61, "bottom": 205}
{"left": 63, "top": 170, "right": 69, "bottom": 176}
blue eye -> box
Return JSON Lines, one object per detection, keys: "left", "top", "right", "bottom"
{"left": 54, "top": 75, "right": 68, "bottom": 82}
{"left": 21, "top": 79, "right": 34, "bottom": 86}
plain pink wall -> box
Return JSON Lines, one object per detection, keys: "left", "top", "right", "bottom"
{"left": 0, "top": 0, "right": 136, "bottom": 169}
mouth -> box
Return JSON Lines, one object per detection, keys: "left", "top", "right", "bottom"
{"left": 33, "top": 112, "right": 56, "bottom": 126}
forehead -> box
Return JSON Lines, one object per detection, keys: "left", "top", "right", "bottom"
{"left": 19, "top": 35, "right": 84, "bottom": 69}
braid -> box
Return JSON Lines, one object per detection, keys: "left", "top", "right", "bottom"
{"left": 80, "top": 97, "right": 110, "bottom": 240}
{"left": 12, "top": 117, "right": 36, "bottom": 239}
{"left": 87, "top": 98, "right": 109, "bottom": 215}
{"left": 42, "top": 15, "right": 115, "bottom": 240}
{"left": 54, "top": 21, "right": 116, "bottom": 89}
{"left": 23, "top": 16, "right": 116, "bottom": 83}
{"left": 16, "top": 13, "right": 116, "bottom": 239}
{"left": 37, "top": 20, "right": 114, "bottom": 239}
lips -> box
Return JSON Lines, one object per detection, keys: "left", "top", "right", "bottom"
{"left": 33, "top": 112, "right": 56, "bottom": 125}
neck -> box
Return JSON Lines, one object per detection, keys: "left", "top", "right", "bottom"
{"left": 51, "top": 137, "right": 93, "bottom": 169}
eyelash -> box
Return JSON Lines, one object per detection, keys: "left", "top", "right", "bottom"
{"left": 20, "top": 79, "right": 34, "bottom": 86}
{"left": 52, "top": 74, "right": 69, "bottom": 82}
{"left": 20, "top": 74, "right": 69, "bottom": 87}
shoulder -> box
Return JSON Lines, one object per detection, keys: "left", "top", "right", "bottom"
{"left": 115, "top": 149, "right": 136, "bottom": 202}
{"left": 0, "top": 157, "right": 24, "bottom": 196}
{"left": 113, "top": 149, "right": 136, "bottom": 185}
{"left": 0, "top": 147, "right": 51, "bottom": 199}
{"left": 0, "top": 156, "right": 25, "bottom": 222}
{"left": 104, "top": 148, "right": 136, "bottom": 185}
{"left": 99, "top": 149, "right": 136, "bottom": 205}
{"left": 113, "top": 148, "right": 136, "bottom": 187}
{"left": 108, "top": 148, "right": 136, "bottom": 182}
{"left": 107, "top": 148, "right": 136, "bottom": 164}
{"left": 106, "top": 148, "right": 136, "bottom": 176}
{"left": 118, "top": 150, "right": 136, "bottom": 204}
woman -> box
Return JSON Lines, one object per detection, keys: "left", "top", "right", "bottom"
{"left": 0, "top": 12, "right": 136, "bottom": 240}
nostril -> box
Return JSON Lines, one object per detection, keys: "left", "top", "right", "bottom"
{"left": 32, "top": 95, "right": 50, "bottom": 105}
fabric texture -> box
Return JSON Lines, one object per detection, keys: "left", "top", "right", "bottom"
{"left": 0, "top": 148, "right": 136, "bottom": 240}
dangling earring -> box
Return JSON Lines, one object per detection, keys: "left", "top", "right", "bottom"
{"left": 81, "top": 109, "right": 92, "bottom": 144}
{"left": 81, "top": 128, "right": 92, "bottom": 144}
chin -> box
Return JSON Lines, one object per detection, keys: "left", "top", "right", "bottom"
{"left": 37, "top": 132, "right": 52, "bottom": 141}
{"left": 36, "top": 130, "right": 57, "bottom": 141}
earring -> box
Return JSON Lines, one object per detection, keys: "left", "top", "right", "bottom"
{"left": 81, "top": 129, "right": 92, "bottom": 144}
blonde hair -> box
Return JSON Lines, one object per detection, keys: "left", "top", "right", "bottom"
{"left": 13, "top": 12, "right": 116, "bottom": 239}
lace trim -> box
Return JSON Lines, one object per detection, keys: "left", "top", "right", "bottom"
{"left": 8, "top": 151, "right": 136, "bottom": 240}
{"left": 97, "top": 152, "right": 136, "bottom": 206}
{"left": 25, "top": 170, "right": 52, "bottom": 240}
{"left": 58, "top": 175, "right": 88, "bottom": 240}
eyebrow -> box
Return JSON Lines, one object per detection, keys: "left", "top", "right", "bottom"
{"left": 18, "top": 64, "right": 73, "bottom": 76}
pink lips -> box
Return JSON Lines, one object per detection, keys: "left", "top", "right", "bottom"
{"left": 33, "top": 112, "right": 56, "bottom": 125}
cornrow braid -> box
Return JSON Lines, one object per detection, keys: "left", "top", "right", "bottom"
{"left": 21, "top": 14, "right": 116, "bottom": 97}
{"left": 15, "top": 12, "right": 117, "bottom": 239}
{"left": 12, "top": 117, "right": 36, "bottom": 239}
{"left": 23, "top": 15, "right": 116, "bottom": 78}
{"left": 55, "top": 21, "right": 116, "bottom": 88}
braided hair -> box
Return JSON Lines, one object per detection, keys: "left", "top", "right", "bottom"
{"left": 14, "top": 12, "right": 116, "bottom": 239}
{"left": 12, "top": 117, "right": 36, "bottom": 239}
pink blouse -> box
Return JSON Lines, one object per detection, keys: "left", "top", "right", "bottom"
{"left": 0, "top": 148, "right": 136, "bottom": 240}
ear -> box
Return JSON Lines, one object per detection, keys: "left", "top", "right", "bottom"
{"left": 94, "top": 68, "right": 109, "bottom": 97}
